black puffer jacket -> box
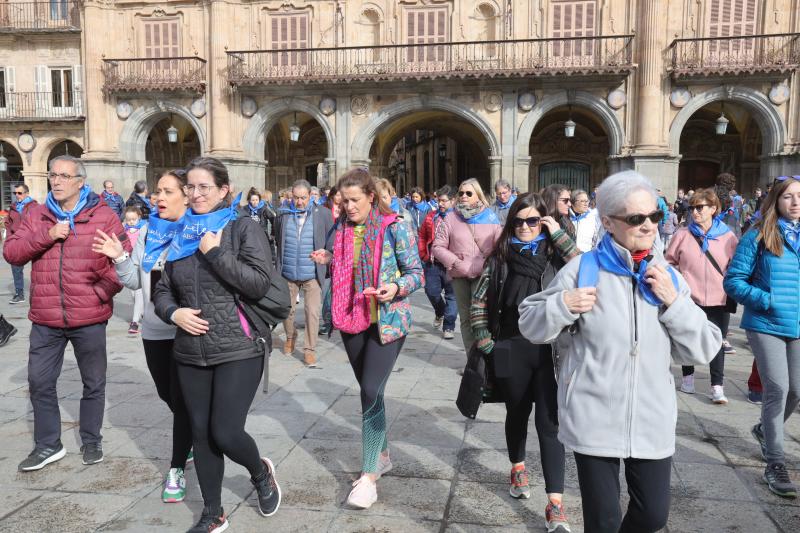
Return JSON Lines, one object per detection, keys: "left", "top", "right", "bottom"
{"left": 153, "top": 215, "right": 272, "bottom": 366}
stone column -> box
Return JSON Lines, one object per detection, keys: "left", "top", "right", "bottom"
{"left": 22, "top": 171, "right": 48, "bottom": 203}
{"left": 514, "top": 156, "right": 531, "bottom": 193}
{"left": 81, "top": 3, "right": 116, "bottom": 159}
{"left": 208, "top": 0, "right": 237, "bottom": 156}
{"left": 635, "top": 0, "right": 667, "bottom": 152}
{"left": 325, "top": 158, "right": 337, "bottom": 186}
{"left": 501, "top": 91, "right": 517, "bottom": 186}
{"left": 488, "top": 156, "right": 502, "bottom": 186}
{"left": 335, "top": 96, "right": 352, "bottom": 174}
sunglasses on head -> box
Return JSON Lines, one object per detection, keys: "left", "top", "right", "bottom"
{"left": 512, "top": 216, "right": 541, "bottom": 228}
{"left": 775, "top": 175, "right": 800, "bottom": 184}
{"left": 609, "top": 210, "right": 663, "bottom": 226}
{"left": 458, "top": 190, "right": 474, "bottom": 197}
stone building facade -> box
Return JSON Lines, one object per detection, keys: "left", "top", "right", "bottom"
{"left": 1, "top": 0, "right": 799, "bottom": 208}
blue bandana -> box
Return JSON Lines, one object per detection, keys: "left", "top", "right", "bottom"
{"left": 101, "top": 191, "right": 116, "bottom": 202}
{"left": 496, "top": 195, "right": 517, "bottom": 210}
{"left": 14, "top": 195, "right": 33, "bottom": 214}
{"left": 688, "top": 218, "right": 730, "bottom": 252}
{"left": 45, "top": 184, "right": 92, "bottom": 235}
{"left": 390, "top": 197, "right": 401, "bottom": 214}
{"left": 412, "top": 201, "right": 431, "bottom": 213}
{"left": 458, "top": 205, "right": 501, "bottom": 225}
{"left": 570, "top": 210, "right": 590, "bottom": 224}
{"left": 124, "top": 219, "right": 146, "bottom": 231}
{"left": 435, "top": 207, "right": 452, "bottom": 221}
{"left": 167, "top": 193, "right": 242, "bottom": 262}
{"left": 595, "top": 233, "right": 678, "bottom": 306}
{"left": 142, "top": 213, "right": 183, "bottom": 273}
{"left": 778, "top": 218, "right": 800, "bottom": 253}
{"left": 511, "top": 234, "right": 545, "bottom": 255}
{"left": 280, "top": 201, "right": 306, "bottom": 216}
{"left": 248, "top": 200, "right": 266, "bottom": 216}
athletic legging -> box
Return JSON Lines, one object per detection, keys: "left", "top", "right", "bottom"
{"left": 177, "top": 356, "right": 266, "bottom": 512}
{"left": 341, "top": 324, "right": 405, "bottom": 473}
{"left": 493, "top": 336, "right": 564, "bottom": 494}
{"left": 142, "top": 339, "right": 192, "bottom": 470}
{"left": 682, "top": 306, "right": 729, "bottom": 385}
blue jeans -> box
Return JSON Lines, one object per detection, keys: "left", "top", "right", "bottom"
{"left": 11, "top": 264, "right": 24, "bottom": 295}
{"left": 423, "top": 262, "right": 457, "bottom": 331}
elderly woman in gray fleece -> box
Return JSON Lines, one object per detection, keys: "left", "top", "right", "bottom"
{"left": 518, "top": 171, "right": 722, "bottom": 533}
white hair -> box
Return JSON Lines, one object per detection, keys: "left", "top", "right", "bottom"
{"left": 595, "top": 171, "right": 657, "bottom": 218}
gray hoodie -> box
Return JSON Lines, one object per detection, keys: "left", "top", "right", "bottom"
{"left": 518, "top": 239, "right": 722, "bottom": 459}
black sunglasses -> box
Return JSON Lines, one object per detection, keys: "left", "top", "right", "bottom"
{"left": 609, "top": 210, "right": 662, "bottom": 226}
{"left": 458, "top": 190, "right": 474, "bottom": 197}
{"left": 14, "top": 191, "right": 25, "bottom": 195}
{"left": 689, "top": 204, "right": 711, "bottom": 213}
{"left": 512, "top": 216, "right": 541, "bottom": 228}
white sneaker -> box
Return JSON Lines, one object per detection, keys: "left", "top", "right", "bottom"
{"left": 680, "top": 375, "right": 695, "bottom": 394}
{"left": 377, "top": 452, "right": 392, "bottom": 478}
{"left": 710, "top": 385, "right": 728, "bottom": 405}
{"left": 433, "top": 317, "right": 443, "bottom": 329}
{"left": 346, "top": 475, "right": 377, "bottom": 509}
{"left": 443, "top": 330, "right": 454, "bottom": 340}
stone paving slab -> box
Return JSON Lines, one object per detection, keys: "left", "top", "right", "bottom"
{"left": 0, "top": 259, "right": 798, "bottom": 532}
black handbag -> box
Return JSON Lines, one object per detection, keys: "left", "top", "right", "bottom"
{"left": 456, "top": 343, "right": 504, "bottom": 419}
{"left": 692, "top": 235, "right": 738, "bottom": 314}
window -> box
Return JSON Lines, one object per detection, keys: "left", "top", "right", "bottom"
{"left": 143, "top": 19, "right": 181, "bottom": 74}
{"left": 363, "top": 9, "right": 381, "bottom": 61}
{"left": 477, "top": 3, "right": 498, "bottom": 57}
{"left": 551, "top": 0, "right": 596, "bottom": 58}
{"left": 50, "top": 68, "right": 73, "bottom": 107}
{"left": 707, "top": 0, "right": 758, "bottom": 55}
{"left": 406, "top": 7, "right": 448, "bottom": 63}
{"left": 50, "top": 0, "right": 68, "bottom": 21}
{"left": 270, "top": 13, "right": 309, "bottom": 67}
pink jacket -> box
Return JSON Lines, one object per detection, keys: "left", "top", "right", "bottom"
{"left": 431, "top": 208, "right": 501, "bottom": 279}
{"left": 665, "top": 226, "right": 739, "bottom": 307}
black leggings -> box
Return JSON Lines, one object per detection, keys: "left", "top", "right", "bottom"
{"left": 177, "top": 356, "right": 266, "bottom": 512}
{"left": 341, "top": 324, "right": 405, "bottom": 473}
{"left": 142, "top": 339, "right": 193, "bottom": 470}
{"left": 574, "top": 453, "right": 672, "bottom": 533}
{"left": 493, "top": 336, "right": 564, "bottom": 494}
{"left": 682, "top": 306, "right": 729, "bottom": 385}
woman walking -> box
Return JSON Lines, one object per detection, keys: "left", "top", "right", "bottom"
{"left": 724, "top": 175, "right": 800, "bottom": 498}
{"left": 153, "top": 157, "right": 280, "bottom": 532}
{"left": 569, "top": 189, "right": 600, "bottom": 252}
{"left": 93, "top": 170, "right": 194, "bottom": 504}
{"left": 122, "top": 206, "right": 147, "bottom": 334}
{"left": 666, "top": 188, "right": 738, "bottom": 403}
{"left": 519, "top": 171, "right": 722, "bottom": 532}
{"left": 406, "top": 186, "right": 432, "bottom": 232}
{"left": 431, "top": 178, "right": 501, "bottom": 352}
{"left": 471, "top": 192, "right": 577, "bottom": 532}
{"left": 312, "top": 168, "right": 423, "bottom": 509}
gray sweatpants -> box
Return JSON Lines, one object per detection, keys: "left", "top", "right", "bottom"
{"left": 745, "top": 330, "right": 800, "bottom": 464}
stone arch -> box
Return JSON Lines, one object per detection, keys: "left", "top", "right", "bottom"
{"left": 669, "top": 85, "right": 784, "bottom": 157}
{"left": 350, "top": 95, "right": 501, "bottom": 163}
{"left": 241, "top": 97, "right": 334, "bottom": 162}
{"left": 516, "top": 90, "right": 625, "bottom": 159}
{"left": 41, "top": 137, "right": 84, "bottom": 158}
{"left": 119, "top": 101, "right": 206, "bottom": 162}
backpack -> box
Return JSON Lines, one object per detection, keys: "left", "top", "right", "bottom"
{"left": 577, "top": 249, "right": 679, "bottom": 291}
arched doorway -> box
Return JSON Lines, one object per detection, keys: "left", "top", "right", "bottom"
{"left": 145, "top": 115, "right": 201, "bottom": 191}
{"left": 264, "top": 111, "right": 329, "bottom": 191}
{"left": 0, "top": 140, "right": 23, "bottom": 210}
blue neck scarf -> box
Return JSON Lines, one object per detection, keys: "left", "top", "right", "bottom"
{"left": 248, "top": 200, "right": 265, "bottom": 216}
{"left": 435, "top": 207, "right": 452, "bottom": 221}
{"left": 101, "top": 191, "right": 116, "bottom": 202}
{"left": 45, "top": 185, "right": 92, "bottom": 235}
{"left": 142, "top": 213, "right": 184, "bottom": 273}
{"left": 280, "top": 201, "right": 306, "bottom": 216}
{"left": 778, "top": 218, "right": 800, "bottom": 253}
{"left": 496, "top": 195, "right": 517, "bottom": 210}
{"left": 511, "top": 233, "right": 545, "bottom": 255}
{"left": 125, "top": 219, "right": 146, "bottom": 231}
{"left": 595, "top": 233, "right": 676, "bottom": 306}
{"left": 15, "top": 196, "right": 33, "bottom": 214}
{"left": 390, "top": 197, "right": 401, "bottom": 214}
{"left": 570, "top": 209, "right": 590, "bottom": 224}
{"left": 457, "top": 204, "right": 501, "bottom": 225}
{"left": 688, "top": 218, "right": 730, "bottom": 252}
{"left": 413, "top": 201, "right": 431, "bottom": 213}
{"left": 167, "top": 193, "right": 242, "bottom": 262}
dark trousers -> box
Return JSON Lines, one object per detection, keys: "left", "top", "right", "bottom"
{"left": 28, "top": 322, "right": 108, "bottom": 449}
{"left": 423, "top": 262, "right": 457, "bottom": 331}
{"left": 574, "top": 453, "right": 672, "bottom": 533}
{"left": 11, "top": 264, "right": 24, "bottom": 294}
{"left": 682, "top": 306, "right": 729, "bottom": 385}
{"left": 493, "top": 336, "right": 564, "bottom": 494}
{"left": 177, "top": 356, "right": 265, "bottom": 512}
{"left": 142, "top": 339, "right": 193, "bottom": 470}
{"left": 341, "top": 324, "right": 405, "bottom": 473}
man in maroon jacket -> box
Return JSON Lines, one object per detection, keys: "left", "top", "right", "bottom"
{"left": 4, "top": 183, "right": 37, "bottom": 303}
{"left": 3, "top": 155, "right": 130, "bottom": 472}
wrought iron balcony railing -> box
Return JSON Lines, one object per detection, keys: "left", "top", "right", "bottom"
{"left": 0, "top": 1, "right": 80, "bottom": 32}
{"left": 102, "top": 57, "right": 207, "bottom": 94}
{"left": 0, "top": 91, "right": 84, "bottom": 120}
{"left": 227, "top": 35, "right": 634, "bottom": 86}
{"left": 669, "top": 33, "right": 800, "bottom": 78}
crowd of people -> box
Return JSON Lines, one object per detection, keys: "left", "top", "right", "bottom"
{"left": 1, "top": 156, "right": 799, "bottom": 533}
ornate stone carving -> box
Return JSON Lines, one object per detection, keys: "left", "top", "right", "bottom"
{"left": 116, "top": 100, "right": 133, "bottom": 120}
{"left": 17, "top": 132, "right": 36, "bottom": 153}
{"left": 607, "top": 89, "right": 626, "bottom": 109}
{"left": 769, "top": 83, "right": 790, "bottom": 106}
{"left": 241, "top": 96, "right": 257, "bottom": 118}
{"left": 191, "top": 98, "right": 206, "bottom": 118}
{"left": 483, "top": 92, "right": 502, "bottom": 112}
{"left": 351, "top": 95, "right": 369, "bottom": 115}
{"left": 319, "top": 97, "right": 336, "bottom": 116}
{"left": 670, "top": 87, "right": 691, "bottom": 108}
{"left": 518, "top": 92, "right": 536, "bottom": 112}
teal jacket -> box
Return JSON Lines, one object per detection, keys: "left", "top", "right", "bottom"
{"left": 724, "top": 228, "right": 800, "bottom": 338}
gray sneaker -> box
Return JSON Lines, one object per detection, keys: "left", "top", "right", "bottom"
{"left": 18, "top": 444, "right": 66, "bottom": 471}
{"left": 763, "top": 463, "right": 797, "bottom": 498}
{"left": 751, "top": 423, "right": 767, "bottom": 460}
{"left": 81, "top": 443, "right": 104, "bottom": 465}
{"left": 9, "top": 293, "right": 24, "bottom": 304}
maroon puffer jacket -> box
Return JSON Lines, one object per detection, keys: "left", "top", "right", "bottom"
{"left": 3, "top": 194, "right": 130, "bottom": 328}
{"left": 4, "top": 199, "right": 38, "bottom": 236}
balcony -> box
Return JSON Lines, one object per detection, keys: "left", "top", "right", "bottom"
{"left": 0, "top": 1, "right": 80, "bottom": 33}
{"left": 0, "top": 91, "right": 84, "bottom": 121}
{"left": 227, "top": 35, "right": 635, "bottom": 86}
{"left": 102, "top": 57, "right": 207, "bottom": 94}
{"left": 669, "top": 33, "right": 800, "bottom": 79}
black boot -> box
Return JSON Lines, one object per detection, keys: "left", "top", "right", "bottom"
{"left": 0, "top": 315, "right": 17, "bottom": 348}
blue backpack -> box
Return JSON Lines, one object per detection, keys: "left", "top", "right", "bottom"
{"left": 577, "top": 250, "right": 679, "bottom": 291}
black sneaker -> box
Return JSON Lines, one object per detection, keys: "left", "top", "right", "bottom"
{"left": 0, "top": 315, "right": 18, "bottom": 347}
{"left": 763, "top": 463, "right": 798, "bottom": 498}
{"left": 187, "top": 506, "right": 228, "bottom": 533}
{"left": 251, "top": 457, "right": 281, "bottom": 517}
{"left": 18, "top": 444, "right": 66, "bottom": 471}
{"left": 751, "top": 423, "right": 767, "bottom": 460}
{"left": 81, "top": 443, "right": 104, "bottom": 465}
{"left": 9, "top": 293, "right": 24, "bottom": 304}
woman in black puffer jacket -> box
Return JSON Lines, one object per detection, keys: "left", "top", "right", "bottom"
{"left": 153, "top": 157, "right": 280, "bottom": 533}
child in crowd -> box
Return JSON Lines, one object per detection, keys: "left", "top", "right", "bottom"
{"left": 123, "top": 206, "right": 147, "bottom": 334}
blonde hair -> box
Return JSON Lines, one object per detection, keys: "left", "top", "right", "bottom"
{"left": 459, "top": 178, "right": 490, "bottom": 207}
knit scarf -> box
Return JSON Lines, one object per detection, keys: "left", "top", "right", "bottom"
{"left": 456, "top": 204, "right": 500, "bottom": 225}
{"left": 45, "top": 184, "right": 91, "bottom": 235}
{"left": 503, "top": 242, "right": 549, "bottom": 309}
{"left": 331, "top": 207, "right": 397, "bottom": 334}
{"left": 142, "top": 213, "right": 183, "bottom": 273}
{"left": 248, "top": 200, "right": 265, "bottom": 216}
{"left": 167, "top": 193, "right": 242, "bottom": 262}
{"left": 778, "top": 218, "right": 800, "bottom": 253}
{"left": 14, "top": 195, "right": 33, "bottom": 214}
{"left": 688, "top": 218, "right": 730, "bottom": 252}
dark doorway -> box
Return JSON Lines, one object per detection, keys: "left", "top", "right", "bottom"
{"left": 679, "top": 160, "right": 719, "bottom": 191}
{"left": 538, "top": 162, "right": 591, "bottom": 192}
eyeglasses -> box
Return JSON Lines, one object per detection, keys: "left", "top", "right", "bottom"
{"left": 558, "top": 198, "right": 571, "bottom": 204}
{"left": 47, "top": 172, "right": 82, "bottom": 182}
{"left": 184, "top": 184, "right": 219, "bottom": 196}
{"left": 512, "top": 216, "right": 541, "bottom": 228}
{"left": 689, "top": 204, "right": 711, "bottom": 213}
{"left": 14, "top": 191, "right": 25, "bottom": 195}
{"left": 458, "top": 190, "right": 474, "bottom": 198}
{"left": 609, "top": 210, "right": 663, "bottom": 226}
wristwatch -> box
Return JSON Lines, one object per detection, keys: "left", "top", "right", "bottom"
{"left": 112, "top": 252, "right": 130, "bottom": 264}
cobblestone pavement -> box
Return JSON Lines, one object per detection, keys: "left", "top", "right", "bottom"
{"left": 0, "top": 259, "right": 798, "bottom": 532}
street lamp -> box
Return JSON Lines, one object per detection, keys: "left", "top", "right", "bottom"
{"left": 438, "top": 143, "right": 447, "bottom": 159}
{"left": 564, "top": 106, "right": 576, "bottom": 138}
{"left": 715, "top": 102, "right": 729, "bottom": 136}
{"left": 166, "top": 114, "right": 179, "bottom": 144}
{"left": 289, "top": 112, "right": 300, "bottom": 142}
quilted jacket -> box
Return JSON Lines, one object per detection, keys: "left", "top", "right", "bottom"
{"left": 275, "top": 205, "right": 333, "bottom": 286}
{"left": 724, "top": 228, "right": 800, "bottom": 338}
{"left": 3, "top": 194, "right": 128, "bottom": 328}
{"left": 153, "top": 215, "right": 273, "bottom": 366}
{"left": 4, "top": 199, "right": 38, "bottom": 236}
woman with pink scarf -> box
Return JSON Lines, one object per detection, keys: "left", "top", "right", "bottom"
{"left": 312, "top": 168, "right": 423, "bottom": 510}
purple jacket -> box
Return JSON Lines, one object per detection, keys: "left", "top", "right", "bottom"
{"left": 431, "top": 207, "right": 501, "bottom": 279}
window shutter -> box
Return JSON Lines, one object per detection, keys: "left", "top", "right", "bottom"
{"left": 405, "top": 7, "right": 448, "bottom": 62}
{"left": 707, "top": 1, "right": 757, "bottom": 55}
{"left": 34, "top": 65, "right": 47, "bottom": 113}
{"left": 551, "top": 1, "right": 596, "bottom": 57}
{"left": 72, "top": 64, "right": 82, "bottom": 115}
{"left": 6, "top": 66, "right": 15, "bottom": 93}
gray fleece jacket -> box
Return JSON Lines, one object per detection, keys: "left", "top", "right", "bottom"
{"left": 518, "top": 239, "right": 722, "bottom": 459}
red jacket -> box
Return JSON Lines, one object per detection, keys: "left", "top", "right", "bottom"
{"left": 418, "top": 210, "right": 451, "bottom": 263}
{"left": 4, "top": 199, "right": 38, "bottom": 236}
{"left": 3, "top": 194, "right": 130, "bottom": 328}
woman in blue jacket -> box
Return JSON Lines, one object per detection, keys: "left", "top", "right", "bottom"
{"left": 724, "top": 175, "right": 800, "bottom": 499}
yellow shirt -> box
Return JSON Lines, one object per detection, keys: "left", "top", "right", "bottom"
{"left": 353, "top": 225, "right": 379, "bottom": 323}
